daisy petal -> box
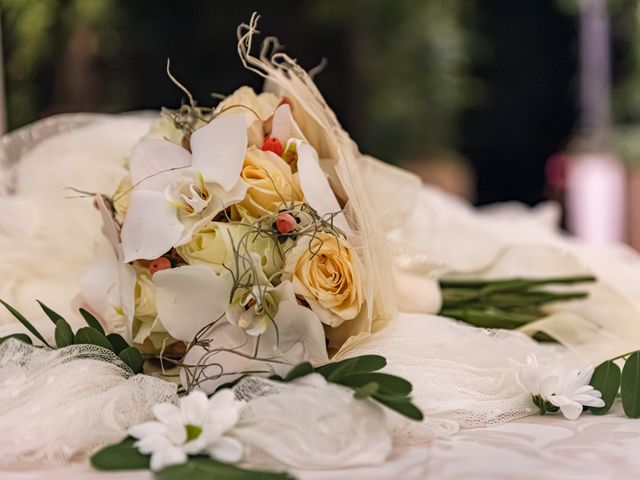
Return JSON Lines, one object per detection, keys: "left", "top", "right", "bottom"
{"left": 121, "top": 190, "right": 184, "bottom": 261}
{"left": 190, "top": 114, "right": 247, "bottom": 191}
{"left": 559, "top": 401, "right": 583, "bottom": 420}
{"left": 129, "top": 421, "right": 166, "bottom": 439}
{"left": 207, "top": 436, "right": 244, "bottom": 464}
{"left": 150, "top": 446, "right": 188, "bottom": 471}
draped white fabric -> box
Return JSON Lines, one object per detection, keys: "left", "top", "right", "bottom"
{"left": 1, "top": 114, "right": 640, "bottom": 472}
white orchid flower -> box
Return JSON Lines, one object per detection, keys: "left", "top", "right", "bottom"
{"left": 512, "top": 354, "right": 605, "bottom": 420}
{"left": 153, "top": 263, "right": 328, "bottom": 393}
{"left": 121, "top": 114, "right": 249, "bottom": 262}
{"left": 129, "top": 389, "right": 243, "bottom": 471}
{"left": 270, "top": 104, "right": 350, "bottom": 233}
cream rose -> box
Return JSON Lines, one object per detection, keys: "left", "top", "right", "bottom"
{"left": 176, "top": 223, "right": 230, "bottom": 271}
{"left": 286, "top": 232, "right": 364, "bottom": 327}
{"left": 131, "top": 268, "right": 176, "bottom": 353}
{"left": 236, "top": 146, "right": 303, "bottom": 219}
{"left": 216, "top": 86, "right": 280, "bottom": 146}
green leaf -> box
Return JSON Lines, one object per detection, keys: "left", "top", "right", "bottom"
{"left": 156, "top": 457, "right": 295, "bottom": 480}
{"left": 334, "top": 372, "right": 412, "bottom": 396}
{"left": 119, "top": 346, "right": 144, "bottom": 373}
{"left": 107, "top": 333, "right": 130, "bottom": 354}
{"left": 353, "top": 381, "right": 379, "bottom": 399}
{"left": 79, "top": 308, "right": 105, "bottom": 335}
{"left": 590, "top": 360, "right": 621, "bottom": 415}
{"left": 374, "top": 397, "right": 424, "bottom": 421}
{"left": 74, "top": 327, "right": 114, "bottom": 352}
{"left": 37, "top": 300, "right": 66, "bottom": 325}
{"left": 0, "top": 299, "right": 53, "bottom": 348}
{"left": 621, "top": 351, "right": 640, "bottom": 418}
{"left": 283, "top": 362, "right": 314, "bottom": 382}
{"left": 54, "top": 318, "right": 74, "bottom": 348}
{"left": 0, "top": 333, "right": 33, "bottom": 345}
{"left": 90, "top": 437, "right": 149, "bottom": 471}
{"left": 316, "top": 355, "right": 387, "bottom": 381}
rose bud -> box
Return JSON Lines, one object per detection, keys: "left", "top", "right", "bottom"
{"left": 149, "top": 257, "right": 171, "bottom": 275}
{"left": 275, "top": 212, "right": 297, "bottom": 234}
{"left": 262, "top": 136, "right": 283, "bottom": 157}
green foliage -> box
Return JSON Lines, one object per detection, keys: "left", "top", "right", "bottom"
{"left": 589, "top": 360, "right": 621, "bottom": 415}
{"left": 0, "top": 299, "right": 54, "bottom": 348}
{"left": 439, "top": 276, "right": 596, "bottom": 333}
{"left": 54, "top": 318, "right": 74, "bottom": 348}
{"left": 0, "top": 332, "right": 32, "bottom": 346}
{"left": 0, "top": 299, "right": 144, "bottom": 370}
{"left": 107, "top": 333, "right": 130, "bottom": 354}
{"left": 156, "top": 458, "right": 295, "bottom": 480}
{"left": 119, "top": 346, "right": 144, "bottom": 374}
{"left": 621, "top": 351, "right": 640, "bottom": 418}
{"left": 284, "top": 355, "right": 423, "bottom": 421}
{"left": 90, "top": 437, "right": 149, "bottom": 470}
{"left": 79, "top": 308, "right": 106, "bottom": 335}
{"left": 75, "top": 327, "right": 115, "bottom": 352}
{"left": 91, "top": 437, "right": 295, "bottom": 479}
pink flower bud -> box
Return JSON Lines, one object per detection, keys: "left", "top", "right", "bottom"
{"left": 275, "top": 213, "right": 297, "bottom": 234}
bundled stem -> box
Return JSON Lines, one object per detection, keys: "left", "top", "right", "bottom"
{"left": 438, "top": 275, "right": 596, "bottom": 333}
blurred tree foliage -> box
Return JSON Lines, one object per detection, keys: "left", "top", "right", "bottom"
{"left": 0, "top": 0, "right": 480, "bottom": 163}
{"left": 310, "top": 0, "right": 483, "bottom": 160}
{"left": 1, "top": 0, "right": 125, "bottom": 128}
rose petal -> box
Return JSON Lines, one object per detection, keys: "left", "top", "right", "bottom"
{"left": 154, "top": 265, "right": 234, "bottom": 342}
{"left": 190, "top": 114, "right": 248, "bottom": 191}
{"left": 121, "top": 190, "right": 184, "bottom": 262}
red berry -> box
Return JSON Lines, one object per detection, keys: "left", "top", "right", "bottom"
{"left": 149, "top": 257, "right": 171, "bottom": 275}
{"left": 275, "top": 213, "right": 297, "bottom": 234}
{"left": 262, "top": 136, "right": 283, "bottom": 157}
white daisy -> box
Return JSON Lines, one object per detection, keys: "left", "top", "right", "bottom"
{"left": 129, "top": 389, "right": 243, "bottom": 471}
{"left": 512, "top": 354, "right": 605, "bottom": 420}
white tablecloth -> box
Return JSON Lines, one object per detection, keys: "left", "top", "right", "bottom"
{"left": 3, "top": 400, "right": 638, "bottom": 480}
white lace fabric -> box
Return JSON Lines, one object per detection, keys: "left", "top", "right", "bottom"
{"left": 0, "top": 339, "right": 178, "bottom": 463}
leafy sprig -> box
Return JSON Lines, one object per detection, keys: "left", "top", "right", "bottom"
{"left": 270, "top": 354, "right": 423, "bottom": 421}
{"left": 439, "top": 276, "right": 596, "bottom": 332}
{"left": 589, "top": 350, "right": 640, "bottom": 418}
{"left": 91, "top": 437, "right": 294, "bottom": 480}
{"left": 0, "top": 300, "right": 143, "bottom": 374}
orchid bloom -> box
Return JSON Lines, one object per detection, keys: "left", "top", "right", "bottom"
{"left": 269, "top": 104, "right": 350, "bottom": 233}
{"left": 153, "top": 262, "right": 328, "bottom": 393}
{"left": 121, "top": 114, "right": 249, "bottom": 262}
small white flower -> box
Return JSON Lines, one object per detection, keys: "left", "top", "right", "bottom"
{"left": 129, "top": 389, "right": 243, "bottom": 471}
{"left": 511, "top": 354, "right": 605, "bottom": 420}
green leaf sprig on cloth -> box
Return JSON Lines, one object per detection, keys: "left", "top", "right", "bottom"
{"left": 0, "top": 300, "right": 144, "bottom": 373}
{"left": 589, "top": 351, "right": 640, "bottom": 418}
{"left": 91, "top": 437, "right": 295, "bottom": 480}
{"left": 270, "top": 354, "right": 423, "bottom": 421}
{"left": 438, "top": 275, "right": 596, "bottom": 331}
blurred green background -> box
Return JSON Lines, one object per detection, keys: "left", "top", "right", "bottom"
{"left": 2, "top": 0, "right": 640, "bottom": 205}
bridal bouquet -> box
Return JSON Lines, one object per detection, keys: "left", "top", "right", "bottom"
{"left": 0, "top": 14, "right": 421, "bottom": 479}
